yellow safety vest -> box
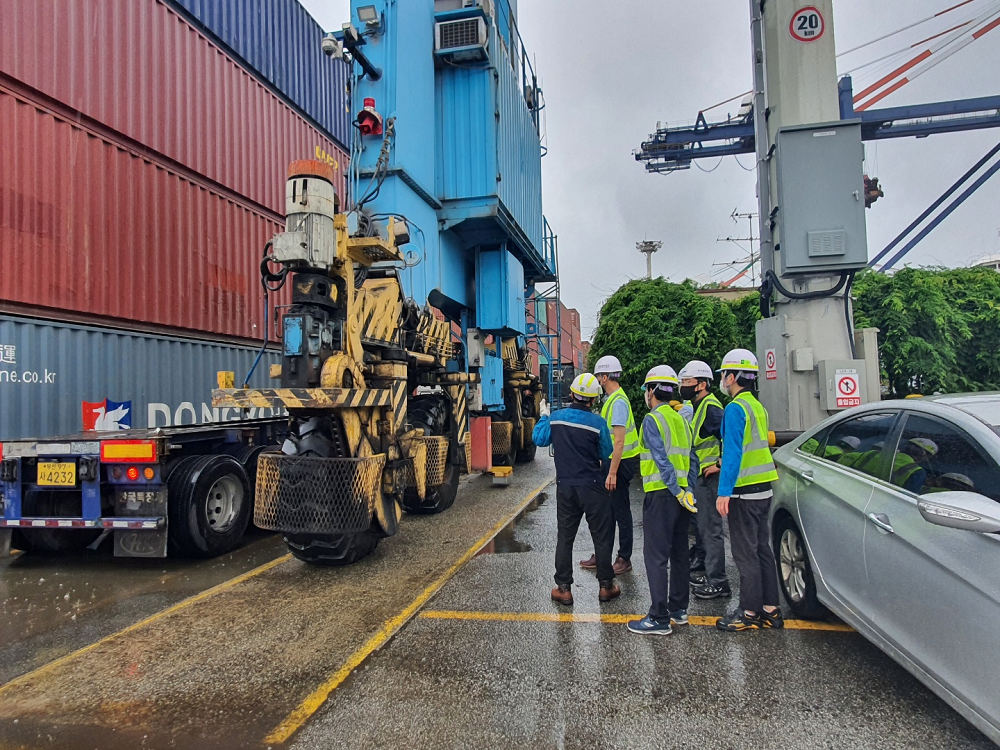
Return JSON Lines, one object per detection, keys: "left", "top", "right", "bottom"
{"left": 691, "top": 393, "right": 723, "bottom": 475}
{"left": 600, "top": 388, "right": 641, "bottom": 460}
{"left": 639, "top": 404, "right": 692, "bottom": 493}
{"left": 732, "top": 392, "right": 779, "bottom": 487}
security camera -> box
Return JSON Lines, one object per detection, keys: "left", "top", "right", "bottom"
{"left": 321, "top": 33, "right": 343, "bottom": 59}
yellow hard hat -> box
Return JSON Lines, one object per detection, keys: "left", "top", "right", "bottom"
{"left": 570, "top": 373, "right": 602, "bottom": 399}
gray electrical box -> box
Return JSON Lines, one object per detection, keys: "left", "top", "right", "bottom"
{"left": 818, "top": 359, "right": 868, "bottom": 412}
{"left": 776, "top": 121, "right": 868, "bottom": 275}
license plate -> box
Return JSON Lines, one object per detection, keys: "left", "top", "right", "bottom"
{"left": 37, "top": 461, "right": 76, "bottom": 487}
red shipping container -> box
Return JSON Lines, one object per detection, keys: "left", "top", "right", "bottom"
{"left": 0, "top": 83, "right": 286, "bottom": 342}
{"left": 0, "top": 0, "right": 348, "bottom": 214}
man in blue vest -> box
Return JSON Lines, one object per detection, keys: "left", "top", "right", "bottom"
{"left": 715, "top": 349, "right": 784, "bottom": 632}
{"left": 533, "top": 373, "right": 620, "bottom": 606}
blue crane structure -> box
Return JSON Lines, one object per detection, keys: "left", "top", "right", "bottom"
{"left": 212, "top": 0, "right": 562, "bottom": 564}
{"left": 634, "top": 75, "right": 1000, "bottom": 270}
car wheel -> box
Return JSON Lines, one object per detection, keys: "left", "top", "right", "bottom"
{"left": 775, "top": 515, "right": 829, "bottom": 620}
{"left": 167, "top": 455, "right": 252, "bottom": 558}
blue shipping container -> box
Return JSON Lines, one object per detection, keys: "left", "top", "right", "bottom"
{"left": 167, "top": 0, "right": 352, "bottom": 149}
{"left": 0, "top": 316, "right": 281, "bottom": 440}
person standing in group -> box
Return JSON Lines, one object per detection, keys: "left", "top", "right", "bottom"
{"left": 627, "top": 366, "right": 697, "bottom": 636}
{"left": 679, "top": 360, "right": 732, "bottom": 600}
{"left": 578, "top": 355, "right": 641, "bottom": 576}
{"left": 533, "top": 373, "right": 621, "bottom": 606}
{"left": 714, "top": 349, "right": 784, "bottom": 632}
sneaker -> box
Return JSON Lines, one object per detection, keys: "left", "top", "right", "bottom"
{"left": 689, "top": 573, "right": 708, "bottom": 587}
{"left": 579, "top": 554, "right": 597, "bottom": 570}
{"left": 716, "top": 610, "right": 762, "bottom": 632}
{"left": 598, "top": 581, "right": 621, "bottom": 602}
{"left": 627, "top": 615, "right": 673, "bottom": 636}
{"left": 669, "top": 609, "right": 688, "bottom": 626}
{"left": 692, "top": 583, "right": 733, "bottom": 600}
{"left": 612, "top": 556, "right": 632, "bottom": 575}
{"left": 759, "top": 607, "right": 785, "bottom": 629}
{"left": 551, "top": 584, "right": 573, "bottom": 606}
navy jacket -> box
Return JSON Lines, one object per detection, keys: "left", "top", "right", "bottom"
{"left": 533, "top": 403, "right": 613, "bottom": 487}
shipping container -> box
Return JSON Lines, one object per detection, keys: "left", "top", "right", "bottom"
{"left": 0, "top": 83, "right": 288, "bottom": 340}
{"left": 0, "top": 0, "right": 348, "bottom": 215}
{"left": 167, "top": 0, "right": 351, "bottom": 149}
{"left": 0, "top": 315, "right": 281, "bottom": 441}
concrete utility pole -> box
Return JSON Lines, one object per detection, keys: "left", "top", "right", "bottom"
{"left": 637, "top": 240, "right": 662, "bottom": 279}
{"left": 752, "top": 0, "right": 874, "bottom": 431}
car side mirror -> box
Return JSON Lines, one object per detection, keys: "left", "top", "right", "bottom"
{"left": 918, "top": 491, "right": 1000, "bottom": 534}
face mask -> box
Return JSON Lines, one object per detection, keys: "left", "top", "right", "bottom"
{"left": 679, "top": 385, "right": 697, "bottom": 401}
{"left": 720, "top": 375, "right": 732, "bottom": 397}
{"left": 644, "top": 388, "right": 652, "bottom": 409}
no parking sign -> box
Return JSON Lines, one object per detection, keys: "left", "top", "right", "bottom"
{"left": 835, "top": 369, "right": 861, "bottom": 408}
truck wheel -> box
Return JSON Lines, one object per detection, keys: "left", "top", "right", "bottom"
{"left": 403, "top": 462, "right": 459, "bottom": 515}
{"left": 284, "top": 531, "right": 380, "bottom": 566}
{"left": 220, "top": 444, "right": 267, "bottom": 492}
{"left": 167, "top": 455, "right": 251, "bottom": 558}
{"left": 19, "top": 491, "right": 102, "bottom": 554}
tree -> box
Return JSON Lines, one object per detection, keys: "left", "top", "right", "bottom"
{"left": 588, "top": 279, "right": 747, "bottom": 415}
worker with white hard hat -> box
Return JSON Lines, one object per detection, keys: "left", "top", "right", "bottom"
{"left": 714, "top": 349, "right": 784, "bottom": 632}
{"left": 679, "top": 359, "right": 731, "bottom": 600}
{"left": 627, "top": 365, "right": 697, "bottom": 637}
{"left": 533, "top": 373, "right": 620, "bottom": 607}
{"left": 577, "top": 354, "right": 640, "bottom": 576}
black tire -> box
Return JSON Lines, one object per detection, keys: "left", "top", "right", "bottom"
{"left": 515, "top": 440, "right": 537, "bottom": 464}
{"left": 167, "top": 455, "right": 251, "bottom": 558}
{"left": 403, "top": 462, "right": 459, "bottom": 515}
{"left": 403, "top": 395, "right": 460, "bottom": 514}
{"left": 774, "top": 514, "right": 829, "bottom": 620}
{"left": 220, "top": 444, "right": 268, "bottom": 491}
{"left": 19, "top": 491, "right": 102, "bottom": 554}
{"left": 284, "top": 531, "right": 380, "bottom": 566}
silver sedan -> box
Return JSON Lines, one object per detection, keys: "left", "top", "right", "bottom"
{"left": 771, "top": 394, "right": 1000, "bottom": 745}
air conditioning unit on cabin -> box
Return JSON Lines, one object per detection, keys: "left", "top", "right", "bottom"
{"left": 434, "top": 17, "right": 489, "bottom": 62}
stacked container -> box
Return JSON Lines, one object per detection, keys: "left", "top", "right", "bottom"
{"left": 0, "top": 0, "right": 350, "bottom": 439}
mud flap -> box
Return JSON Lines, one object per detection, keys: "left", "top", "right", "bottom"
{"left": 0, "top": 529, "right": 12, "bottom": 557}
{"left": 114, "top": 488, "right": 169, "bottom": 558}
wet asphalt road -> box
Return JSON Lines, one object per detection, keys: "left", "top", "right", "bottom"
{"left": 0, "top": 460, "right": 554, "bottom": 749}
{"left": 0, "top": 456, "right": 993, "bottom": 749}
{"left": 289, "top": 475, "right": 995, "bottom": 750}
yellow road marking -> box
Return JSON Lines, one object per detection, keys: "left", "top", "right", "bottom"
{"left": 0, "top": 553, "right": 292, "bottom": 697}
{"left": 418, "top": 609, "right": 855, "bottom": 632}
{"left": 265, "top": 477, "right": 554, "bottom": 746}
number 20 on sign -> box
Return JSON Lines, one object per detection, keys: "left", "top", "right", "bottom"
{"left": 790, "top": 6, "right": 825, "bottom": 42}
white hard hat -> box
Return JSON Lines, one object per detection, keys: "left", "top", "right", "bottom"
{"left": 679, "top": 360, "right": 714, "bottom": 381}
{"left": 569, "top": 373, "right": 602, "bottom": 400}
{"left": 719, "top": 348, "right": 759, "bottom": 373}
{"left": 908, "top": 437, "right": 939, "bottom": 456}
{"left": 643, "top": 365, "right": 679, "bottom": 387}
{"left": 940, "top": 472, "right": 974, "bottom": 489}
{"left": 594, "top": 355, "right": 623, "bottom": 375}
{"left": 837, "top": 436, "right": 861, "bottom": 451}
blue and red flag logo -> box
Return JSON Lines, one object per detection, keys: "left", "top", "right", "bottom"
{"left": 82, "top": 399, "right": 132, "bottom": 431}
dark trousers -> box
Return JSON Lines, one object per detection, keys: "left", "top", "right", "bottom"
{"left": 728, "top": 495, "right": 780, "bottom": 613}
{"left": 602, "top": 456, "right": 638, "bottom": 560}
{"left": 689, "top": 516, "right": 704, "bottom": 568}
{"left": 642, "top": 489, "right": 692, "bottom": 620}
{"left": 694, "top": 472, "right": 729, "bottom": 589}
{"left": 555, "top": 484, "right": 615, "bottom": 586}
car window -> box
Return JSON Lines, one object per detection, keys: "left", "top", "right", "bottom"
{"left": 815, "top": 412, "right": 898, "bottom": 481}
{"left": 798, "top": 426, "right": 832, "bottom": 457}
{"left": 892, "top": 415, "right": 1000, "bottom": 503}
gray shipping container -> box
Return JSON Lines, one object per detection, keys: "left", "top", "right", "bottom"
{"left": 0, "top": 316, "right": 281, "bottom": 440}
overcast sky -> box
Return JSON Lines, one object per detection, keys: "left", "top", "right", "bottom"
{"left": 300, "top": 0, "right": 1000, "bottom": 338}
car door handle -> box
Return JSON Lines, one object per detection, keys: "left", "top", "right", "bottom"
{"left": 800, "top": 470, "right": 814, "bottom": 484}
{"left": 868, "top": 512, "right": 894, "bottom": 534}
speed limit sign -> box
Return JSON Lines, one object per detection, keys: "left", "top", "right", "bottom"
{"left": 790, "top": 6, "right": 825, "bottom": 42}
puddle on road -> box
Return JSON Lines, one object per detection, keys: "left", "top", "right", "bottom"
{"left": 476, "top": 491, "right": 547, "bottom": 555}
